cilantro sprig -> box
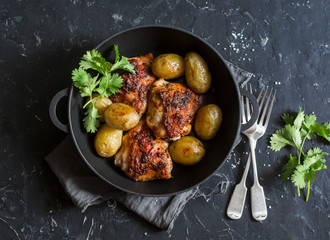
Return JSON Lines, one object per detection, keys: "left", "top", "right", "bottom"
{"left": 270, "top": 109, "right": 330, "bottom": 201}
{"left": 72, "top": 45, "right": 135, "bottom": 133}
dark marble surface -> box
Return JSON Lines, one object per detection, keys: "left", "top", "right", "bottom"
{"left": 1, "top": 0, "right": 329, "bottom": 239}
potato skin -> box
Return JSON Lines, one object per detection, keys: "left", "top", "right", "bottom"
{"left": 194, "top": 104, "right": 222, "bottom": 140}
{"left": 91, "top": 93, "right": 112, "bottom": 122}
{"left": 151, "top": 54, "right": 185, "bottom": 79}
{"left": 104, "top": 103, "right": 140, "bottom": 131}
{"left": 185, "top": 52, "right": 211, "bottom": 94}
{"left": 169, "top": 136, "right": 205, "bottom": 165}
{"left": 94, "top": 124, "right": 123, "bottom": 158}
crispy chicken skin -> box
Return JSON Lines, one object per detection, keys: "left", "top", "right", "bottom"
{"left": 146, "top": 79, "right": 205, "bottom": 140}
{"left": 110, "top": 53, "right": 156, "bottom": 116}
{"left": 114, "top": 120, "right": 173, "bottom": 181}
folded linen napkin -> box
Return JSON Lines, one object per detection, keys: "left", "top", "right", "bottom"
{"left": 45, "top": 61, "right": 252, "bottom": 231}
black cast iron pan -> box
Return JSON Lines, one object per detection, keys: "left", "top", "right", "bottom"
{"left": 49, "top": 26, "right": 241, "bottom": 196}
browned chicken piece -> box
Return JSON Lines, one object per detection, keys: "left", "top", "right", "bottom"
{"left": 146, "top": 79, "right": 205, "bottom": 141}
{"left": 110, "top": 53, "right": 156, "bottom": 116}
{"left": 114, "top": 120, "right": 173, "bottom": 181}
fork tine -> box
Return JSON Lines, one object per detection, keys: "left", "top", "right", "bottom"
{"left": 263, "top": 89, "right": 277, "bottom": 127}
{"left": 246, "top": 84, "right": 251, "bottom": 121}
{"left": 249, "top": 84, "right": 255, "bottom": 119}
{"left": 259, "top": 88, "right": 273, "bottom": 125}
{"left": 241, "top": 95, "right": 246, "bottom": 123}
{"left": 257, "top": 86, "right": 265, "bottom": 102}
{"left": 258, "top": 86, "right": 268, "bottom": 108}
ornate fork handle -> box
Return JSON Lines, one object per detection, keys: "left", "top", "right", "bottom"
{"left": 227, "top": 153, "right": 251, "bottom": 219}
{"left": 249, "top": 139, "right": 267, "bottom": 221}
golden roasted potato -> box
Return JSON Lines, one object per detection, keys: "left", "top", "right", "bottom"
{"left": 194, "top": 104, "right": 222, "bottom": 140}
{"left": 151, "top": 53, "right": 185, "bottom": 79}
{"left": 104, "top": 103, "right": 139, "bottom": 131}
{"left": 90, "top": 93, "right": 112, "bottom": 122}
{"left": 185, "top": 52, "right": 211, "bottom": 94}
{"left": 169, "top": 136, "right": 205, "bottom": 165}
{"left": 94, "top": 124, "right": 123, "bottom": 157}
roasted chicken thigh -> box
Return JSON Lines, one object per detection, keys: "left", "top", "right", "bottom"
{"left": 114, "top": 120, "right": 173, "bottom": 181}
{"left": 146, "top": 79, "right": 204, "bottom": 141}
{"left": 110, "top": 53, "right": 156, "bottom": 116}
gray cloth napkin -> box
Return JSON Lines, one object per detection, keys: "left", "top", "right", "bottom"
{"left": 45, "top": 61, "right": 252, "bottom": 231}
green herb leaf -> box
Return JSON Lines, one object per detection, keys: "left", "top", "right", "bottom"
{"left": 72, "top": 68, "right": 99, "bottom": 97}
{"left": 72, "top": 68, "right": 92, "bottom": 89}
{"left": 270, "top": 109, "right": 329, "bottom": 201}
{"left": 291, "top": 148, "right": 328, "bottom": 189}
{"left": 111, "top": 56, "right": 136, "bottom": 74}
{"left": 303, "top": 114, "right": 317, "bottom": 129}
{"left": 83, "top": 103, "right": 101, "bottom": 133}
{"left": 80, "top": 50, "right": 112, "bottom": 74}
{"left": 270, "top": 124, "right": 301, "bottom": 151}
{"left": 310, "top": 122, "right": 330, "bottom": 142}
{"left": 281, "top": 154, "right": 298, "bottom": 182}
{"left": 293, "top": 109, "right": 305, "bottom": 129}
{"left": 291, "top": 168, "right": 306, "bottom": 189}
{"left": 96, "top": 73, "right": 123, "bottom": 98}
{"left": 114, "top": 44, "right": 120, "bottom": 63}
{"left": 282, "top": 113, "right": 295, "bottom": 125}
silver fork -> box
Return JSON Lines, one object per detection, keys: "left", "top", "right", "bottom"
{"left": 227, "top": 85, "right": 276, "bottom": 221}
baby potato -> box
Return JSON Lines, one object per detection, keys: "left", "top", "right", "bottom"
{"left": 169, "top": 136, "right": 205, "bottom": 165}
{"left": 194, "top": 104, "right": 222, "bottom": 140}
{"left": 94, "top": 124, "right": 123, "bottom": 158}
{"left": 104, "top": 103, "right": 139, "bottom": 131}
{"left": 90, "top": 93, "right": 112, "bottom": 122}
{"left": 151, "top": 53, "right": 185, "bottom": 79}
{"left": 185, "top": 52, "right": 211, "bottom": 94}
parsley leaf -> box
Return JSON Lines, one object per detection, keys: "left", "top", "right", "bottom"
{"left": 80, "top": 50, "right": 111, "bottom": 74}
{"left": 270, "top": 109, "right": 329, "bottom": 201}
{"left": 293, "top": 109, "right": 305, "bottom": 129}
{"left": 114, "top": 44, "right": 120, "bottom": 63}
{"left": 96, "top": 73, "right": 123, "bottom": 97}
{"left": 303, "top": 114, "right": 317, "bottom": 129}
{"left": 111, "top": 56, "right": 136, "bottom": 73}
{"left": 83, "top": 103, "right": 101, "bottom": 133}
{"left": 71, "top": 47, "right": 135, "bottom": 133}
{"left": 282, "top": 113, "right": 295, "bottom": 125}
{"left": 72, "top": 69, "right": 99, "bottom": 97}
{"left": 291, "top": 148, "right": 327, "bottom": 189}
{"left": 310, "top": 122, "right": 330, "bottom": 142}
{"left": 281, "top": 154, "right": 298, "bottom": 182}
{"left": 270, "top": 124, "right": 301, "bottom": 151}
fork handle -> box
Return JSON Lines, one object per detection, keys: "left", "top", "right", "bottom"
{"left": 249, "top": 141, "right": 268, "bottom": 221}
{"left": 227, "top": 183, "right": 247, "bottom": 219}
{"left": 226, "top": 153, "right": 251, "bottom": 219}
{"left": 251, "top": 183, "right": 268, "bottom": 221}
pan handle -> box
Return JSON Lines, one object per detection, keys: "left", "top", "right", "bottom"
{"left": 49, "top": 88, "right": 69, "bottom": 133}
{"left": 239, "top": 88, "right": 259, "bottom": 132}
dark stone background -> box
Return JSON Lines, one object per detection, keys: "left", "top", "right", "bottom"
{"left": 0, "top": 0, "right": 329, "bottom": 239}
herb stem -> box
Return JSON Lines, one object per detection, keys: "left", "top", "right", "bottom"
{"left": 99, "top": 72, "right": 110, "bottom": 98}
{"left": 306, "top": 181, "right": 310, "bottom": 201}
{"left": 83, "top": 99, "right": 92, "bottom": 109}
